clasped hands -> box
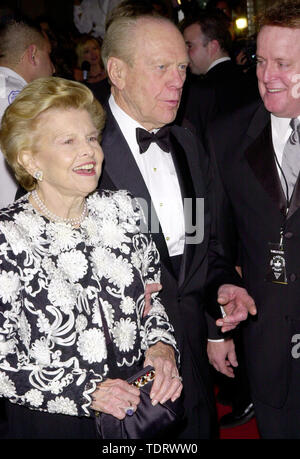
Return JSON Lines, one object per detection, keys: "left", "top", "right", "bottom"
{"left": 90, "top": 341, "right": 182, "bottom": 419}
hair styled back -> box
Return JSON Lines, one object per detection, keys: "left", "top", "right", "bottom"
{"left": 0, "top": 77, "right": 105, "bottom": 191}
{"left": 101, "top": 14, "right": 173, "bottom": 71}
{"left": 258, "top": 0, "right": 300, "bottom": 30}
{"left": 75, "top": 35, "right": 101, "bottom": 67}
{"left": 180, "top": 9, "right": 232, "bottom": 54}
{"left": 0, "top": 19, "right": 46, "bottom": 67}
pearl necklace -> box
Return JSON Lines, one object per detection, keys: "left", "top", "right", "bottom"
{"left": 31, "top": 190, "right": 87, "bottom": 226}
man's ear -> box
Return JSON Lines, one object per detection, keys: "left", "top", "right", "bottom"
{"left": 26, "top": 44, "right": 38, "bottom": 66}
{"left": 18, "top": 150, "right": 36, "bottom": 176}
{"left": 106, "top": 57, "right": 127, "bottom": 90}
{"left": 208, "top": 39, "right": 221, "bottom": 57}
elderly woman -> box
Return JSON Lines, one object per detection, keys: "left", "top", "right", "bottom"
{"left": 0, "top": 77, "right": 182, "bottom": 439}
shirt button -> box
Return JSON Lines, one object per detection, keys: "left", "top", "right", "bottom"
{"left": 284, "top": 232, "right": 293, "bottom": 239}
{"left": 166, "top": 237, "right": 170, "bottom": 241}
{"left": 153, "top": 168, "right": 157, "bottom": 172}
{"left": 160, "top": 202, "right": 163, "bottom": 207}
{"left": 290, "top": 273, "right": 297, "bottom": 282}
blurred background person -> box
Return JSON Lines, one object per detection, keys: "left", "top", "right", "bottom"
{"left": 73, "top": 0, "right": 121, "bottom": 39}
{"left": 74, "top": 35, "right": 106, "bottom": 84}
{"left": 0, "top": 19, "right": 54, "bottom": 209}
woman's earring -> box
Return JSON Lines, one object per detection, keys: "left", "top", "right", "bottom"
{"left": 34, "top": 170, "right": 43, "bottom": 182}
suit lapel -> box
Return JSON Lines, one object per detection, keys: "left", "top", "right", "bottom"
{"left": 245, "top": 116, "right": 287, "bottom": 216}
{"left": 101, "top": 106, "right": 174, "bottom": 275}
{"left": 169, "top": 130, "right": 196, "bottom": 286}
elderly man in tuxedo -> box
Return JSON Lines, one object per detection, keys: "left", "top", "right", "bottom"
{"left": 97, "top": 13, "right": 256, "bottom": 438}
{"left": 208, "top": 0, "right": 300, "bottom": 438}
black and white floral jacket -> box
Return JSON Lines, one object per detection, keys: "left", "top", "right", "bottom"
{"left": 0, "top": 190, "right": 178, "bottom": 417}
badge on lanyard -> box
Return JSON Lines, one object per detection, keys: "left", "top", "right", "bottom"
{"left": 266, "top": 230, "right": 288, "bottom": 285}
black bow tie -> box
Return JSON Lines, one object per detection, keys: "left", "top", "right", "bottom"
{"left": 136, "top": 126, "right": 171, "bottom": 154}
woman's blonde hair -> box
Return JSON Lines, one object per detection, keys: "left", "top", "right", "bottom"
{"left": 0, "top": 76, "right": 106, "bottom": 191}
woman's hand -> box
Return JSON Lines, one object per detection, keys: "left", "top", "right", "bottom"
{"left": 91, "top": 378, "right": 140, "bottom": 419}
{"left": 144, "top": 342, "right": 183, "bottom": 406}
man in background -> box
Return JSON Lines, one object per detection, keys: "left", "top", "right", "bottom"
{"left": 0, "top": 19, "right": 54, "bottom": 208}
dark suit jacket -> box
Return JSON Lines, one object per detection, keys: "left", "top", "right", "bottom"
{"left": 176, "top": 61, "right": 260, "bottom": 146}
{"left": 208, "top": 101, "right": 300, "bottom": 409}
{"left": 98, "top": 103, "right": 241, "bottom": 437}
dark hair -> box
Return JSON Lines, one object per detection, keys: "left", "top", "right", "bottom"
{"left": 181, "top": 9, "right": 232, "bottom": 54}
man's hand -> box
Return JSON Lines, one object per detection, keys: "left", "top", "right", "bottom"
{"left": 216, "top": 284, "right": 257, "bottom": 332}
{"left": 207, "top": 339, "right": 238, "bottom": 378}
{"left": 144, "top": 282, "right": 162, "bottom": 317}
{"left": 144, "top": 342, "right": 182, "bottom": 406}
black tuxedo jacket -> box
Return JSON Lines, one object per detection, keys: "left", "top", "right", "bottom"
{"left": 176, "top": 61, "right": 260, "bottom": 145}
{"left": 208, "top": 101, "right": 300, "bottom": 409}
{"left": 98, "top": 104, "right": 241, "bottom": 436}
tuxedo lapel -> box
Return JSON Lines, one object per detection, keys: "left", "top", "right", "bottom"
{"left": 101, "top": 106, "right": 174, "bottom": 275}
{"left": 245, "top": 121, "right": 287, "bottom": 216}
{"left": 169, "top": 130, "right": 196, "bottom": 286}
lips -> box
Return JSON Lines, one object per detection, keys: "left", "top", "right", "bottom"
{"left": 73, "top": 161, "right": 96, "bottom": 175}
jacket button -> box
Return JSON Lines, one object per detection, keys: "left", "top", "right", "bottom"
{"left": 284, "top": 232, "right": 293, "bottom": 239}
{"left": 290, "top": 273, "right": 297, "bottom": 282}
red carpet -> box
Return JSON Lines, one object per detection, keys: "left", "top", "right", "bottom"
{"left": 217, "top": 398, "right": 260, "bottom": 439}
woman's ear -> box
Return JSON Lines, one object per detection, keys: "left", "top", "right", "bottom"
{"left": 18, "top": 150, "right": 36, "bottom": 176}
{"left": 106, "top": 57, "right": 127, "bottom": 90}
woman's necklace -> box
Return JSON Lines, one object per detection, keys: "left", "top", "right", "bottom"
{"left": 31, "top": 190, "right": 87, "bottom": 226}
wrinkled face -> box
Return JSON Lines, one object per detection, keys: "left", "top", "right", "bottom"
{"left": 183, "top": 23, "right": 211, "bottom": 75}
{"left": 256, "top": 26, "right": 300, "bottom": 118}
{"left": 115, "top": 20, "right": 189, "bottom": 130}
{"left": 82, "top": 40, "right": 101, "bottom": 65}
{"left": 35, "top": 40, "right": 55, "bottom": 77}
{"left": 31, "top": 108, "right": 103, "bottom": 198}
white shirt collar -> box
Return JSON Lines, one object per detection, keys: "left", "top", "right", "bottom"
{"left": 0, "top": 66, "right": 27, "bottom": 86}
{"left": 207, "top": 56, "right": 231, "bottom": 73}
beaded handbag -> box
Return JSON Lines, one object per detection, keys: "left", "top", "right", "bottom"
{"left": 95, "top": 365, "right": 184, "bottom": 439}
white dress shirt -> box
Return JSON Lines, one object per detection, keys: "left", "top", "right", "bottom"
{"left": 109, "top": 95, "right": 185, "bottom": 257}
{"left": 0, "top": 67, "right": 27, "bottom": 209}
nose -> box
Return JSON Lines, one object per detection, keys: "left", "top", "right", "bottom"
{"left": 168, "top": 67, "right": 186, "bottom": 89}
{"left": 259, "top": 61, "right": 276, "bottom": 83}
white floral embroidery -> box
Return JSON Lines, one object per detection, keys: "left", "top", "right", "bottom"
{"left": 14, "top": 211, "right": 44, "bottom": 239}
{"left": 30, "top": 338, "right": 51, "bottom": 366}
{"left": 0, "top": 191, "right": 178, "bottom": 419}
{"left": 77, "top": 328, "right": 107, "bottom": 363}
{"left": 46, "top": 223, "right": 79, "bottom": 255}
{"left": 36, "top": 313, "right": 51, "bottom": 334}
{"left": 47, "top": 278, "right": 77, "bottom": 312}
{"left": 57, "top": 250, "right": 88, "bottom": 282}
{"left": 47, "top": 396, "right": 78, "bottom": 416}
{"left": 25, "top": 389, "right": 44, "bottom": 407}
{"left": 113, "top": 318, "right": 137, "bottom": 352}
{"left": 18, "top": 311, "right": 31, "bottom": 349}
{"left": 0, "top": 372, "right": 16, "bottom": 397}
{"left": 99, "top": 220, "right": 127, "bottom": 248}
{"left": 0, "top": 271, "right": 20, "bottom": 304}
{"left": 120, "top": 297, "right": 136, "bottom": 315}
{"left": 75, "top": 314, "right": 88, "bottom": 332}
